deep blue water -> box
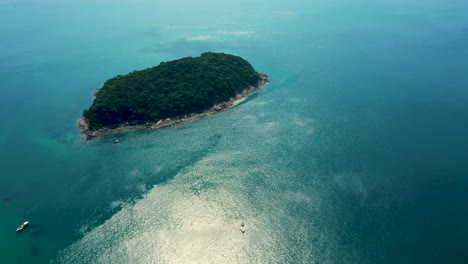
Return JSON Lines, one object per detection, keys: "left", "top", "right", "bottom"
{"left": 1, "top": 0, "right": 468, "bottom": 263}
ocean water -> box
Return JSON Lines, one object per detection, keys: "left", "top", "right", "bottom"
{"left": 1, "top": 0, "right": 468, "bottom": 263}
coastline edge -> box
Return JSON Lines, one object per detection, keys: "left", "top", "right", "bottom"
{"left": 79, "top": 73, "right": 270, "bottom": 141}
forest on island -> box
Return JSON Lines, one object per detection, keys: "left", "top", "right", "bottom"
{"left": 83, "top": 52, "right": 261, "bottom": 130}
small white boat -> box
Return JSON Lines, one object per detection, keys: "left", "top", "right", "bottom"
{"left": 16, "top": 221, "right": 29, "bottom": 232}
{"left": 240, "top": 222, "right": 245, "bottom": 233}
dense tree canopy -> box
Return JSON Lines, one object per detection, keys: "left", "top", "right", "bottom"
{"left": 83, "top": 52, "right": 261, "bottom": 130}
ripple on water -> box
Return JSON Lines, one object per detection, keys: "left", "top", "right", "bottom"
{"left": 56, "top": 92, "right": 324, "bottom": 263}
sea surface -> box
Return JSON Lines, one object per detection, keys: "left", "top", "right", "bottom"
{"left": 1, "top": 0, "right": 468, "bottom": 263}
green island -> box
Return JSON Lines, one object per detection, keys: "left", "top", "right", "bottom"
{"left": 79, "top": 52, "right": 269, "bottom": 140}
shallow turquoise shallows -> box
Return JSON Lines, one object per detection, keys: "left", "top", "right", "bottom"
{"left": 1, "top": 0, "right": 468, "bottom": 263}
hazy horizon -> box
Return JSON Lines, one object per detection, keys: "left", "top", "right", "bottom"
{"left": 1, "top": 0, "right": 468, "bottom": 263}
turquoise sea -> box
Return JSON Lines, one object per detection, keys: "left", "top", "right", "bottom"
{"left": 1, "top": 0, "right": 468, "bottom": 263}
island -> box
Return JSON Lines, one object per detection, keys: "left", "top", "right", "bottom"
{"left": 79, "top": 52, "right": 269, "bottom": 140}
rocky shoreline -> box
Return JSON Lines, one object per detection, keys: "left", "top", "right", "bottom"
{"left": 79, "top": 73, "right": 269, "bottom": 141}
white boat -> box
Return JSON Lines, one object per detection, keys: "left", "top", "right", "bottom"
{"left": 240, "top": 222, "right": 245, "bottom": 233}
{"left": 16, "top": 221, "right": 29, "bottom": 232}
